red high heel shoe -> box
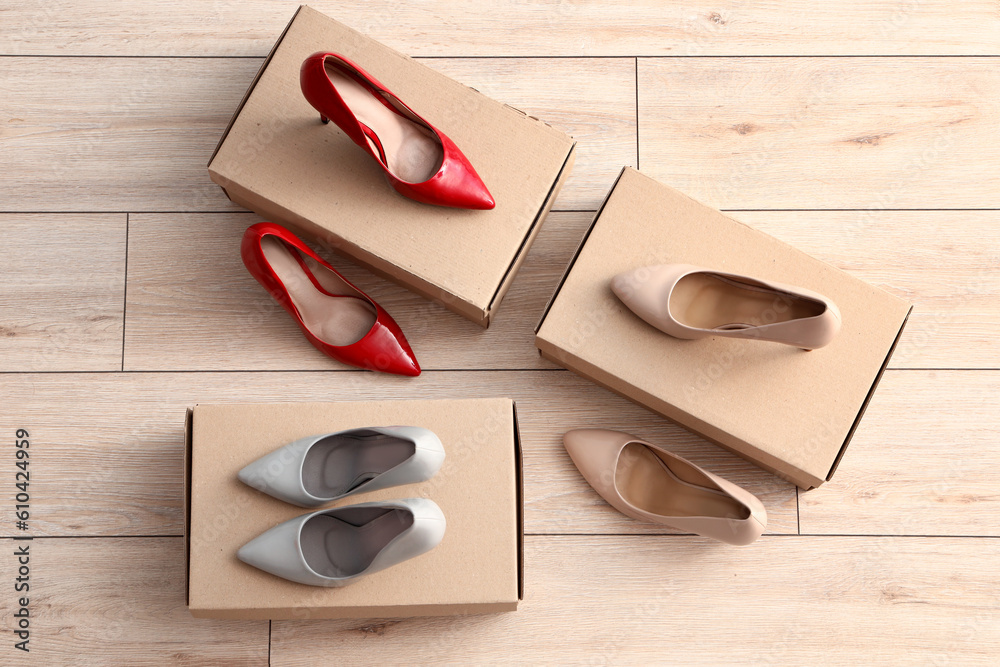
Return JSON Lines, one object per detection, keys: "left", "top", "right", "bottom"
{"left": 300, "top": 52, "right": 495, "bottom": 210}
{"left": 241, "top": 222, "right": 420, "bottom": 376}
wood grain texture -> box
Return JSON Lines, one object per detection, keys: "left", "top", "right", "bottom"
{"left": 0, "top": 57, "right": 252, "bottom": 213}
{"left": 122, "top": 210, "right": 998, "bottom": 371}
{"left": 801, "top": 371, "right": 1000, "bottom": 536}
{"left": 420, "top": 57, "right": 637, "bottom": 209}
{"left": 10, "top": 370, "right": 994, "bottom": 541}
{"left": 0, "top": 537, "right": 268, "bottom": 666}
{"left": 0, "top": 214, "right": 126, "bottom": 371}
{"left": 738, "top": 210, "right": 1000, "bottom": 369}
{"left": 3, "top": 1, "right": 999, "bottom": 660}
{"left": 271, "top": 534, "right": 1000, "bottom": 665}
{"left": 0, "top": 370, "right": 796, "bottom": 538}
{"left": 122, "top": 211, "right": 589, "bottom": 371}
{"left": 0, "top": 57, "right": 628, "bottom": 212}
{"left": 638, "top": 57, "right": 1000, "bottom": 209}
{"left": 3, "top": 1, "right": 998, "bottom": 57}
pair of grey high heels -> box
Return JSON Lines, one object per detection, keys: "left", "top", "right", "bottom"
{"left": 237, "top": 426, "right": 446, "bottom": 587}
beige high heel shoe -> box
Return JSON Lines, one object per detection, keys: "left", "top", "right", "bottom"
{"left": 563, "top": 428, "right": 767, "bottom": 546}
{"left": 612, "top": 264, "right": 840, "bottom": 350}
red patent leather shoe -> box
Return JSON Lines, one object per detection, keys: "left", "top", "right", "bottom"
{"left": 300, "top": 51, "right": 495, "bottom": 210}
{"left": 241, "top": 222, "right": 420, "bottom": 376}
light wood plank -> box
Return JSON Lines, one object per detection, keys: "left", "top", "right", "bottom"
{"left": 0, "top": 57, "right": 252, "bottom": 212}
{"left": 422, "top": 57, "right": 637, "bottom": 209}
{"left": 5, "top": 535, "right": 994, "bottom": 665}
{"left": 3, "top": 1, "right": 998, "bottom": 57}
{"left": 0, "top": 57, "right": 628, "bottom": 213}
{"left": 0, "top": 214, "right": 126, "bottom": 371}
{"left": 0, "top": 537, "right": 267, "bottom": 665}
{"left": 122, "top": 211, "right": 590, "bottom": 371}
{"left": 737, "top": 210, "right": 1000, "bottom": 369}
{"left": 271, "top": 534, "right": 1000, "bottom": 665}
{"left": 0, "top": 370, "right": 796, "bottom": 538}
{"left": 122, "top": 210, "right": 998, "bottom": 371}
{"left": 638, "top": 57, "right": 1000, "bottom": 209}
{"left": 800, "top": 370, "right": 1000, "bottom": 536}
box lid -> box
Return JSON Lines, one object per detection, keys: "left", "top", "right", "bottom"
{"left": 537, "top": 167, "right": 912, "bottom": 486}
{"left": 209, "top": 5, "right": 574, "bottom": 324}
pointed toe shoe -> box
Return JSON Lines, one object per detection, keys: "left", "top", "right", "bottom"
{"left": 238, "top": 426, "right": 445, "bottom": 508}
{"left": 563, "top": 428, "right": 766, "bottom": 546}
{"left": 612, "top": 264, "right": 840, "bottom": 350}
{"left": 238, "top": 498, "right": 446, "bottom": 587}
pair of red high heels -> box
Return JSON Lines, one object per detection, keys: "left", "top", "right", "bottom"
{"left": 243, "top": 53, "right": 493, "bottom": 376}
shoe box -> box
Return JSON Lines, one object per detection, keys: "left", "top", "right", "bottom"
{"left": 535, "top": 167, "right": 912, "bottom": 489}
{"left": 208, "top": 5, "right": 576, "bottom": 327}
{"left": 184, "top": 398, "right": 522, "bottom": 619}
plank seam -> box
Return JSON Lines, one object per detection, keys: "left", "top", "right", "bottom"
{"left": 3, "top": 208, "right": 999, "bottom": 214}
{"left": 0, "top": 367, "right": 991, "bottom": 376}
{"left": 2, "top": 54, "right": 999, "bottom": 59}
{"left": 6, "top": 533, "right": 999, "bottom": 539}
{"left": 121, "top": 212, "right": 129, "bottom": 372}
{"left": 634, "top": 56, "right": 640, "bottom": 171}
{"left": 796, "top": 487, "right": 801, "bottom": 535}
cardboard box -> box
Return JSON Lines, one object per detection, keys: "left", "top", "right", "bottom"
{"left": 184, "top": 398, "right": 523, "bottom": 619}
{"left": 535, "top": 168, "right": 911, "bottom": 489}
{"left": 209, "top": 5, "right": 575, "bottom": 327}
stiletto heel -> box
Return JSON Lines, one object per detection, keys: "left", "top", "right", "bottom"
{"left": 320, "top": 114, "right": 329, "bottom": 124}
{"left": 300, "top": 51, "right": 495, "bottom": 210}
{"left": 240, "top": 222, "right": 420, "bottom": 376}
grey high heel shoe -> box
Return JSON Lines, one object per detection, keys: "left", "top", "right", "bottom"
{"left": 238, "top": 498, "right": 446, "bottom": 587}
{"left": 238, "top": 426, "right": 445, "bottom": 508}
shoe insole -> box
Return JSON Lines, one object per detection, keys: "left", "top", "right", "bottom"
{"left": 301, "top": 432, "right": 415, "bottom": 498}
{"left": 300, "top": 508, "right": 414, "bottom": 578}
{"left": 260, "top": 236, "right": 376, "bottom": 347}
{"left": 325, "top": 59, "right": 443, "bottom": 185}
{"left": 616, "top": 443, "right": 749, "bottom": 520}
{"left": 670, "top": 273, "right": 825, "bottom": 331}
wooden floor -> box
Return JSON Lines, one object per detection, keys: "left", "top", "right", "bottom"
{"left": 2, "top": 2, "right": 999, "bottom": 664}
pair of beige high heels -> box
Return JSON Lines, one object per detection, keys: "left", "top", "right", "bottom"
{"left": 561, "top": 269, "right": 838, "bottom": 544}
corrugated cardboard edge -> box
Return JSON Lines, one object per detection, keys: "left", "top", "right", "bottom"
{"left": 535, "top": 166, "right": 913, "bottom": 489}
{"left": 535, "top": 166, "right": 627, "bottom": 333}
{"left": 512, "top": 401, "right": 524, "bottom": 603}
{"left": 207, "top": 7, "right": 300, "bottom": 171}
{"left": 208, "top": 5, "right": 574, "bottom": 327}
{"left": 183, "top": 407, "right": 194, "bottom": 606}
{"left": 485, "top": 145, "right": 576, "bottom": 327}
{"left": 826, "top": 307, "right": 912, "bottom": 483}
{"left": 189, "top": 601, "right": 518, "bottom": 620}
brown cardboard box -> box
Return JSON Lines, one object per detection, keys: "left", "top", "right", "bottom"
{"left": 209, "top": 5, "right": 575, "bottom": 326}
{"left": 535, "top": 168, "right": 911, "bottom": 489}
{"left": 184, "top": 398, "right": 522, "bottom": 619}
